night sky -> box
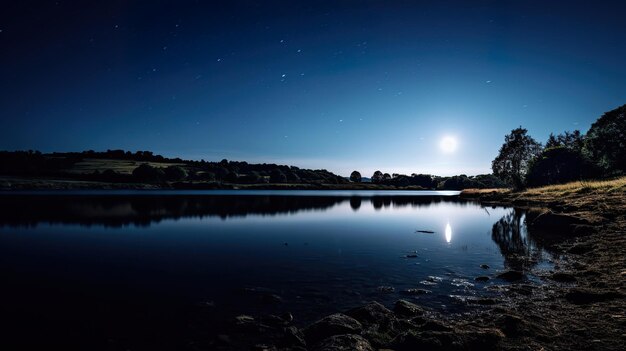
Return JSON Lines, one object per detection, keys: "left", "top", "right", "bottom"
{"left": 1, "top": 1, "right": 625, "bottom": 176}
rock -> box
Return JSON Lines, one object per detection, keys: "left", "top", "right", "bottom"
{"left": 466, "top": 298, "right": 498, "bottom": 305}
{"left": 283, "top": 326, "right": 306, "bottom": 347}
{"left": 480, "top": 264, "right": 490, "bottom": 269}
{"left": 420, "top": 320, "right": 453, "bottom": 332}
{"left": 312, "top": 334, "right": 374, "bottom": 351}
{"left": 394, "top": 299, "right": 425, "bottom": 317}
{"left": 458, "top": 328, "right": 505, "bottom": 349}
{"left": 235, "top": 315, "right": 255, "bottom": 325}
{"left": 496, "top": 314, "right": 525, "bottom": 337}
{"left": 303, "top": 313, "right": 363, "bottom": 344}
{"left": 233, "top": 315, "right": 257, "bottom": 332}
{"left": 263, "top": 314, "right": 289, "bottom": 327}
{"left": 565, "top": 289, "right": 623, "bottom": 305}
{"left": 400, "top": 288, "right": 431, "bottom": 295}
{"left": 475, "top": 276, "right": 490, "bottom": 282}
{"left": 346, "top": 301, "right": 396, "bottom": 327}
{"left": 282, "top": 312, "right": 294, "bottom": 324}
{"left": 260, "top": 293, "right": 283, "bottom": 304}
{"left": 391, "top": 330, "right": 454, "bottom": 350}
{"left": 550, "top": 272, "right": 577, "bottom": 283}
{"left": 496, "top": 270, "right": 524, "bottom": 282}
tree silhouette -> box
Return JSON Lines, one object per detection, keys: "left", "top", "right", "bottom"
{"left": 371, "top": 170, "right": 383, "bottom": 183}
{"left": 350, "top": 170, "right": 362, "bottom": 183}
{"left": 584, "top": 104, "right": 626, "bottom": 174}
{"left": 492, "top": 127, "right": 542, "bottom": 189}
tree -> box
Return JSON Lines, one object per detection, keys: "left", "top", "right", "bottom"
{"left": 371, "top": 170, "right": 384, "bottom": 183}
{"left": 492, "top": 127, "right": 542, "bottom": 189}
{"left": 164, "top": 165, "right": 188, "bottom": 181}
{"left": 410, "top": 174, "right": 435, "bottom": 188}
{"left": 350, "top": 171, "right": 362, "bottom": 183}
{"left": 383, "top": 173, "right": 391, "bottom": 181}
{"left": 584, "top": 104, "right": 626, "bottom": 174}
{"left": 546, "top": 130, "right": 584, "bottom": 151}
{"left": 441, "top": 175, "right": 484, "bottom": 190}
{"left": 270, "top": 169, "right": 287, "bottom": 183}
{"left": 132, "top": 164, "right": 165, "bottom": 183}
{"left": 526, "top": 146, "right": 594, "bottom": 186}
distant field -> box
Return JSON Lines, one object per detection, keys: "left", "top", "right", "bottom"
{"left": 63, "top": 158, "right": 186, "bottom": 175}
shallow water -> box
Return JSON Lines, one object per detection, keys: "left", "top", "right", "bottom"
{"left": 0, "top": 191, "right": 551, "bottom": 349}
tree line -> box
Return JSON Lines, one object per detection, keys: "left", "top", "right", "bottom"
{"left": 491, "top": 104, "right": 625, "bottom": 189}
{"left": 1, "top": 104, "right": 622, "bottom": 189}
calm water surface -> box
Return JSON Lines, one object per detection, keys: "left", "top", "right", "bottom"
{"left": 0, "top": 191, "right": 551, "bottom": 349}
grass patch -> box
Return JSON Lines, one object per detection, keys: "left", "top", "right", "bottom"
{"left": 523, "top": 177, "right": 626, "bottom": 196}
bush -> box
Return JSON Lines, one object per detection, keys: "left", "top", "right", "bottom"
{"left": 164, "top": 165, "right": 188, "bottom": 181}
{"left": 526, "top": 147, "right": 596, "bottom": 186}
{"left": 270, "top": 169, "right": 288, "bottom": 183}
{"left": 132, "top": 164, "right": 165, "bottom": 182}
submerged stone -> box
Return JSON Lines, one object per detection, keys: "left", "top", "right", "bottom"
{"left": 377, "top": 286, "right": 395, "bottom": 293}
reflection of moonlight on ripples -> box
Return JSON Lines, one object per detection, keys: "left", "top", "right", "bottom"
{"left": 445, "top": 222, "right": 452, "bottom": 243}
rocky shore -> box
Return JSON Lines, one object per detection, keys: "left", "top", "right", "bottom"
{"left": 192, "top": 182, "right": 625, "bottom": 350}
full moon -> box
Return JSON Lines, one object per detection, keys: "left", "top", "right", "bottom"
{"left": 440, "top": 136, "right": 458, "bottom": 153}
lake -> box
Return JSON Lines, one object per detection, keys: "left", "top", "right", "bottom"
{"left": 0, "top": 191, "right": 552, "bottom": 350}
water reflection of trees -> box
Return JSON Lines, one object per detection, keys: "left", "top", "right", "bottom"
{"left": 0, "top": 195, "right": 467, "bottom": 228}
{"left": 491, "top": 208, "right": 545, "bottom": 270}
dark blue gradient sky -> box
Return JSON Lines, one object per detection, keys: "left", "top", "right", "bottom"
{"left": 1, "top": 1, "right": 625, "bottom": 175}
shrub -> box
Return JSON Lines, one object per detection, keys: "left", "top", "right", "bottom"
{"left": 132, "top": 164, "right": 165, "bottom": 182}
{"left": 164, "top": 165, "right": 188, "bottom": 181}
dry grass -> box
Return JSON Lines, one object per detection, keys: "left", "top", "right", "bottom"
{"left": 523, "top": 176, "right": 626, "bottom": 196}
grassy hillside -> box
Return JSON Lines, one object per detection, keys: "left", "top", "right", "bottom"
{"left": 63, "top": 158, "right": 185, "bottom": 175}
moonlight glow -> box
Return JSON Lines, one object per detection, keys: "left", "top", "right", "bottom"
{"left": 440, "top": 136, "right": 458, "bottom": 153}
